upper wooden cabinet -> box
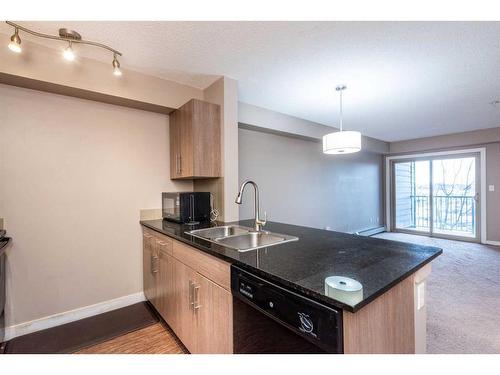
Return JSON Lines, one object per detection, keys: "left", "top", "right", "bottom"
{"left": 169, "top": 99, "right": 221, "bottom": 179}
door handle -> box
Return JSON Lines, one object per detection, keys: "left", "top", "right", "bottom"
{"left": 151, "top": 252, "right": 159, "bottom": 274}
{"left": 193, "top": 284, "right": 201, "bottom": 310}
{"left": 189, "top": 280, "right": 195, "bottom": 309}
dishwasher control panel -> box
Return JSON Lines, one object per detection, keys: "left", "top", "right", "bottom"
{"left": 231, "top": 265, "right": 343, "bottom": 353}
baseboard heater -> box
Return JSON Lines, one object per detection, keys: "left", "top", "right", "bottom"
{"left": 354, "top": 226, "right": 386, "bottom": 237}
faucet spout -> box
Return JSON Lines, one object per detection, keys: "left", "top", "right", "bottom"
{"left": 235, "top": 180, "right": 267, "bottom": 232}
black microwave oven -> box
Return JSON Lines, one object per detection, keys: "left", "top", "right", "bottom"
{"left": 162, "top": 192, "right": 211, "bottom": 224}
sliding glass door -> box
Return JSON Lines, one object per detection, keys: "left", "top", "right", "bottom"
{"left": 394, "top": 160, "right": 431, "bottom": 233}
{"left": 392, "top": 153, "right": 480, "bottom": 241}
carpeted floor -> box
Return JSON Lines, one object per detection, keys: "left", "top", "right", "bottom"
{"left": 374, "top": 232, "right": 500, "bottom": 354}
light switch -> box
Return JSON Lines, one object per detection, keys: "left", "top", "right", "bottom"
{"left": 489, "top": 185, "right": 495, "bottom": 192}
{"left": 417, "top": 282, "right": 425, "bottom": 310}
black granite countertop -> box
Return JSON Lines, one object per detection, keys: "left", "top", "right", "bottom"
{"left": 140, "top": 219, "right": 442, "bottom": 312}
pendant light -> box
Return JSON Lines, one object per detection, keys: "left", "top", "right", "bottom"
{"left": 322, "top": 85, "right": 362, "bottom": 154}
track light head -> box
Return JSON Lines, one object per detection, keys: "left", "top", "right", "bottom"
{"left": 63, "top": 42, "right": 75, "bottom": 61}
{"left": 112, "top": 54, "right": 122, "bottom": 76}
{"left": 8, "top": 28, "right": 22, "bottom": 53}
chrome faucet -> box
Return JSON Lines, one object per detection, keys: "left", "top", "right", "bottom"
{"left": 235, "top": 180, "right": 267, "bottom": 232}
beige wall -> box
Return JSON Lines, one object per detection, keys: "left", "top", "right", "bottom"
{"left": 0, "top": 34, "right": 204, "bottom": 111}
{"left": 195, "top": 77, "right": 239, "bottom": 222}
{"left": 389, "top": 127, "right": 500, "bottom": 243}
{"left": 0, "top": 84, "right": 192, "bottom": 326}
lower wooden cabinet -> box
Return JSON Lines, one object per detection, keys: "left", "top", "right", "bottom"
{"left": 171, "top": 257, "right": 197, "bottom": 351}
{"left": 194, "top": 272, "right": 233, "bottom": 353}
{"left": 157, "top": 249, "right": 174, "bottom": 324}
{"left": 142, "top": 227, "right": 233, "bottom": 354}
{"left": 142, "top": 231, "right": 157, "bottom": 306}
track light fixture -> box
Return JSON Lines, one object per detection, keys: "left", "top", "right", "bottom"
{"left": 8, "top": 27, "right": 22, "bottom": 53}
{"left": 63, "top": 41, "right": 75, "bottom": 61}
{"left": 112, "top": 54, "right": 122, "bottom": 76}
{"left": 5, "top": 21, "right": 123, "bottom": 76}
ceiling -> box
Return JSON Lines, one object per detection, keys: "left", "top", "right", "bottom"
{"left": 1, "top": 21, "right": 499, "bottom": 142}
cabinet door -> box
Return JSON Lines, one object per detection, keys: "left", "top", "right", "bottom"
{"left": 142, "top": 232, "right": 157, "bottom": 303}
{"left": 178, "top": 102, "right": 194, "bottom": 178}
{"left": 194, "top": 273, "right": 233, "bottom": 354}
{"left": 171, "top": 258, "right": 197, "bottom": 353}
{"left": 192, "top": 100, "right": 221, "bottom": 178}
{"left": 169, "top": 111, "right": 181, "bottom": 179}
{"left": 157, "top": 250, "right": 174, "bottom": 324}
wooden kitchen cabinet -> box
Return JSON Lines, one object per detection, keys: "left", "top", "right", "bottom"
{"left": 171, "top": 257, "right": 198, "bottom": 352}
{"left": 142, "top": 231, "right": 157, "bottom": 305}
{"left": 142, "top": 227, "right": 233, "bottom": 353}
{"left": 157, "top": 249, "right": 174, "bottom": 324}
{"left": 171, "top": 256, "right": 232, "bottom": 354}
{"left": 142, "top": 230, "right": 173, "bottom": 317}
{"left": 169, "top": 99, "right": 221, "bottom": 179}
{"left": 194, "top": 273, "right": 233, "bottom": 354}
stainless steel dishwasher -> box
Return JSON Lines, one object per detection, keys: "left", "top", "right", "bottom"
{"left": 231, "top": 265, "right": 343, "bottom": 354}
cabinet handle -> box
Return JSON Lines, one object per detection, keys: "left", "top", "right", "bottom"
{"left": 193, "top": 284, "right": 202, "bottom": 310}
{"left": 157, "top": 240, "right": 167, "bottom": 246}
{"left": 179, "top": 155, "right": 182, "bottom": 173}
{"left": 151, "top": 254, "right": 159, "bottom": 274}
{"left": 189, "top": 280, "right": 195, "bottom": 309}
{"left": 176, "top": 154, "right": 181, "bottom": 175}
{"left": 144, "top": 233, "right": 152, "bottom": 238}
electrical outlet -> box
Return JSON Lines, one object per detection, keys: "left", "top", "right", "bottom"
{"left": 489, "top": 185, "right": 495, "bottom": 192}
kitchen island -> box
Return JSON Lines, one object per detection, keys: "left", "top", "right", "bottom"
{"left": 140, "top": 219, "right": 442, "bottom": 354}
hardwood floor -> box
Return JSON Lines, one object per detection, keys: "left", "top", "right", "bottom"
{"left": 76, "top": 322, "right": 188, "bottom": 354}
{"left": 4, "top": 302, "right": 159, "bottom": 354}
{"left": 3, "top": 302, "right": 188, "bottom": 354}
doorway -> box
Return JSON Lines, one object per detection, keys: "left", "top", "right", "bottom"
{"left": 391, "top": 152, "right": 481, "bottom": 242}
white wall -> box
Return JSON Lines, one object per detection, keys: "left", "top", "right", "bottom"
{"left": 0, "top": 84, "right": 192, "bottom": 326}
{"left": 239, "top": 101, "right": 389, "bottom": 154}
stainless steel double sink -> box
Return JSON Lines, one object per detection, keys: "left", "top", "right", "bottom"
{"left": 185, "top": 225, "right": 298, "bottom": 252}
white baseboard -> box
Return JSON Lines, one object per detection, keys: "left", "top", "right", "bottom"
{"left": 485, "top": 240, "right": 500, "bottom": 247}
{"left": 3, "top": 291, "right": 145, "bottom": 341}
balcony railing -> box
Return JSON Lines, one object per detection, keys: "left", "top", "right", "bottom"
{"left": 410, "top": 195, "right": 476, "bottom": 234}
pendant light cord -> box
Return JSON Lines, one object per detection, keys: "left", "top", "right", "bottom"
{"left": 339, "top": 88, "right": 343, "bottom": 132}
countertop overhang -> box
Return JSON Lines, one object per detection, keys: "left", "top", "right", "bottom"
{"left": 140, "top": 219, "right": 442, "bottom": 312}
